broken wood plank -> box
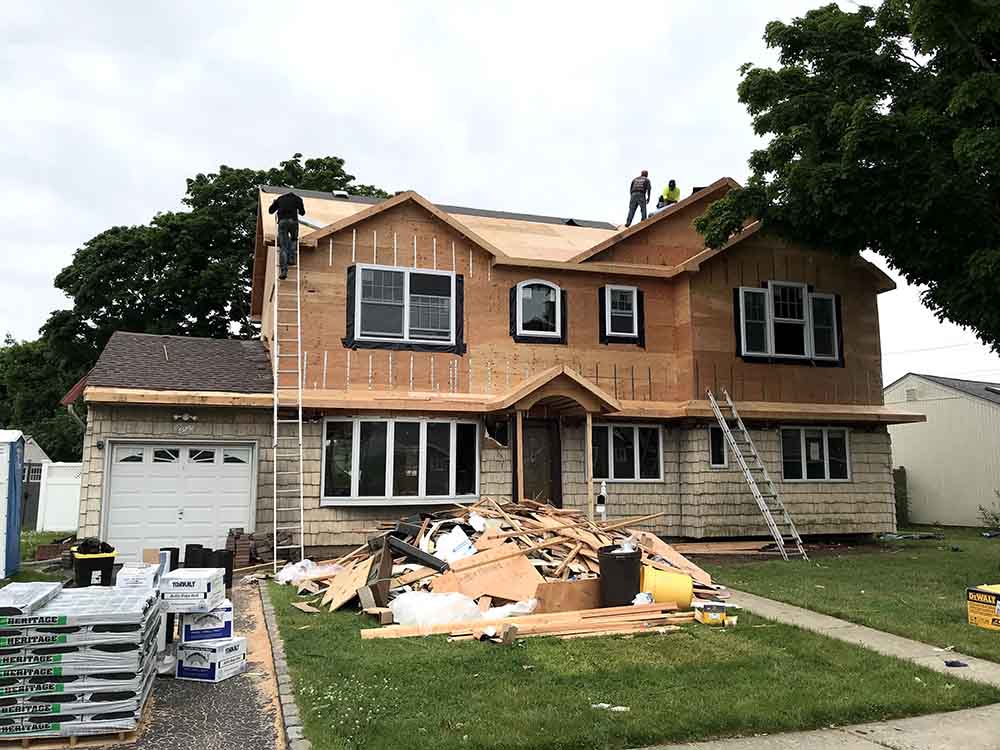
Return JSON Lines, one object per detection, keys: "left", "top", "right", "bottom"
{"left": 533, "top": 578, "right": 601, "bottom": 614}
{"left": 291, "top": 601, "right": 322, "bottom": 614}
{"left": 321, "top": 557, "right": 375, "bottom": 612}
{"left": 432, "top": 543, "right": 544, "bottom": 601}
{"left": 631, "top": 530, "right": 712, "bottom": 586}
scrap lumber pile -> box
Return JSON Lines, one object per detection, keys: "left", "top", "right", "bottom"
{"left": 288, "top": 498, "right": 725, "bottom": 640}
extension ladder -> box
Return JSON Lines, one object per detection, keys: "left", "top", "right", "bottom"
{"left": 271, "top": 229, "right": 305, "bottom": 571}
{"left": 706, "top": 388, "right": 808, "bottom": 561}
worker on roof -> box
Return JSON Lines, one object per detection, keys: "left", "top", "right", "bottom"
{"left": 625, "top": 170, "right": 651, "bottom": 227}
{"left": 661, "top": 179, "right": 681, "bottom": 206}
{"left": 268, "top": 191, "right": 305, "bottom": 280}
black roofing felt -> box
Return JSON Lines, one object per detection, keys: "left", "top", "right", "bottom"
{"left": 260, "top": 185, "right": 616, "bottom": 230}
{"left": 89, "top": 332, "right": 273, "bottom": 393}
{"left": 913, "top": 373, "right": 1000, "bottom": 407}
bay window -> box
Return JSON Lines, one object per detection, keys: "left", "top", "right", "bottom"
{"left": 780, "top": 427, "right": 850, "bottom": 481}
{"left": 591, "top": 424, "right": 662, "bottom": 481}
{"left": 322, "top": 418, "right": 479, "bottom": 502}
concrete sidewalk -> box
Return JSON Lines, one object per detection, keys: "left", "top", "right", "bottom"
{"left": 649, "top": 702, "right": 1000, "bottom": 749}
{"left": 644, "top": 590, "right": 1000, "bottom": 749}
{"left": 731, "top": 589, "right": 1000, "bottom": 689}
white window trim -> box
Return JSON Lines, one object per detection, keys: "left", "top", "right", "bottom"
{"left": 739, "top": 281, "right": 839, "bottom": 361}
{"left": 590, "top": 423, "right": 663, "bottom": 482}
{"left": 321, "top": 416, "right": 480, "bottom": 505}
{"left": 810, "top": 292, "right": 839, "bottom": 361}
{"left": 605, "top": 285, "right": 638, "bottom": 338}
{"left": 515, "top": 279, "right": 562, "bottom": 338}
{"left": 355, "top": 263, "right": 456, "bottom": 345}
{"left": 708, "top": 426, "right": 728, "bottom": 469}
{"left": 780, "top": 426, "right": 852, "bottom": 482}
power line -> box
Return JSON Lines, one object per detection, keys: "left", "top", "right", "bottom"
{"left": 882, "top": 342, "right": 983, "bottom": 356}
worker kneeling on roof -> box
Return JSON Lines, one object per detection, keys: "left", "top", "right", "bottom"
{"left": 661, "top": 179, "right": 680, "bottom": 206}
{"left": 268, "top": 191, "right": 305, "bottom": 280}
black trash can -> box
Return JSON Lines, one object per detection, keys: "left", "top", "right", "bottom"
{"left": 70, "top": 544, "right": 117, "bottom": 587}
{"left": 597, "top": 544, "right": 642, "bottom": 607}
{"left": 184, "top": 544, "right": 204, "bottom": 568}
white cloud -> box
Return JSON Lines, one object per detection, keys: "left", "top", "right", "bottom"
{"left": 2, "top": 0, "right": 998, "bottom": 384}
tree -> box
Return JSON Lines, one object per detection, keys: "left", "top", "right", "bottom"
{"left": 695, "top": 1, "right": 1000, "bottom": 350}
{"left": 7, "top": 154, "right": 387, "bottom": 460}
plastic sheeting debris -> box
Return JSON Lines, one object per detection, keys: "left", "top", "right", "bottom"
{"left": 389, "top": 591, "right": 537, "bottom": 631}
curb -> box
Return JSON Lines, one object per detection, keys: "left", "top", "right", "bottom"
{"left": 260, "top": 581, "right": 312, "bottom": 750}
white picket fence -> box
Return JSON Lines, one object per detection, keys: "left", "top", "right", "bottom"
{"left": 37, "top": 462, "right": 82, "bottom": 533}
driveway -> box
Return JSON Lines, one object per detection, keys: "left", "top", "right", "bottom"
{"left": 97, "top": 576, "right": 282, "bottom": 750}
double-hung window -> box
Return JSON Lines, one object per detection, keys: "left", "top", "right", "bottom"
{"left": 516, "top": 280, "right": 561, "bottom": 338}
{"left": 322, "top": 417, "right": 479, "bottom": 502}
{"left": 780, "top": 427, "right": 850, "bottom": 481}
{"left": 605, "top": 285, "right": 638, "bottom": 337}
{"left": 356, "top": 265, "right": 455, "bottom": 344}
{"left": 591, "top": 424, "right": 662, "bottom": 481}
{"left": 738, "top": 281, "right": 839, "bottom": 361}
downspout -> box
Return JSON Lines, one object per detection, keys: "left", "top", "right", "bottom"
{"left": 66, "top": 402, "right": 85, "bottom": 429}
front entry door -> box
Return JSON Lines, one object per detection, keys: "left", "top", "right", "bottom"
{"left": 521, "top": 419, "right": 562, "bottom": 508}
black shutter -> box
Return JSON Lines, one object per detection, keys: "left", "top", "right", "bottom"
{"left": 454, "top": 275, "right": 467, "bottom": 355}
{"left": 636, "top": 289, "right": 645, "bottom": 348}
{"left": 835, "top": 293, "right": 845, "bottom": 366}
{"left": 508, "top": 286, "right": 517, "bottom": 337}
{"left": 598, "top": 288, "right": 608, "bottom": 344}
{"left": 558, "top": 290, "right": 568, "bottom": 344}
{"left": 732, "top": 288, "right": 742, "bottom": 357}
{"left": 342, "top": 265, "right": 357, "bottom": 348}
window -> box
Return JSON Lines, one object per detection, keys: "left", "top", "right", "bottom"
{"left": 708, "top": 426, "right": 727, "bottom": 468}
{"left": 356, "top": 265, "right": 455, "bottom": 344}
{"left": 591, "top": 424, "right": 662, "bottom": 481}
{"left": 114, "top": 447, "right": 144, "bottom": 464}
{"left": 516, "top": 280, "right": 561, "bottom": 338}
{"left": 152, "top": 448, "right": 179, "bottom": 463}
{"left": 27, "top": 465, "right": 42, "bottom": 482}
{"left": 322, "top": 418, "right": 479, "bottom": 501}
{"left": 223, "top": 448, "right": 250, "bottom": 464}
{"left": 188, "top": 449, "right": 215, "bottom": 464}
{"left": 738, "top": 282, "right": 839, "bottom": 361}
{"left": 780, "top": 427, "right": 851, "bottom": 481}
{"left": 605, "top": 286, "right": 638, "bottom": 337}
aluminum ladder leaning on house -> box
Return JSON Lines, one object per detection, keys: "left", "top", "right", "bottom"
{"left": 706, "top": 388, "right": 808, "bottom": 561}
{"left": 272, "top": 231, "right": 306, "bottom": 571}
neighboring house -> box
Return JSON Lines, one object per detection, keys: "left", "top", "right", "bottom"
{"left": 885, "top": 373, "right": 1000, "bottom": 526}
{"left": 20, "top": 436, "right": 52, "bottom": 531}
{"left": 70, "top": 178, "right": 923, "bottom": 560}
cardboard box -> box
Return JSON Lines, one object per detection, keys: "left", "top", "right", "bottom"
{"left": 115, "top": 563, "right": 162, "bottom": 590}
{"left": 180, "top": 599, "right": 234, "bottom": 644}
{"left": 175, "top": 637, "right": 246, "bottom": 683}
{"left": 693, "top": 601, "right": 740, "bottom": 627}
{"left": 967, "top": 584, "right": 1000, "bottom": 631}
{"left": 159, "top": 569, "right": 225, "bottom": 614}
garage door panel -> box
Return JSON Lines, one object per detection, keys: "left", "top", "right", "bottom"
{"left": 106, "top": 442, "right": 254, "bottom": 561}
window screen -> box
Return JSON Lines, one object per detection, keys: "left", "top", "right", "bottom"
{"left": 771, "top": 284, "right": 807, "bottom": 356}
{"left": 408, "top": 273, "right": 452, "bottom": 341}
{"left": 360, "top": 268, "right": 404, "bottom": 338}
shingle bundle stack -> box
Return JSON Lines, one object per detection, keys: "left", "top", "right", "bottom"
{"left": 0, "top": 585, "right": 160, "bottom": 739}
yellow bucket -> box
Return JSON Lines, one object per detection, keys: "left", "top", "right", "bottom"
{"left": 641, "top": 565, "right": 693, "bottom": 609}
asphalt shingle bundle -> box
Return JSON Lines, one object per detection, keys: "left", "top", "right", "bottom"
{"left": 0, "top": 585, "right": 161, "bottom": 739}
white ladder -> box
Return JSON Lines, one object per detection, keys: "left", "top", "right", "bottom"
{"left": 272, "top": 230, "right": 305, "bottom": 571}
{"left": 706, "top": 388, "right": 808, "bottom": 561}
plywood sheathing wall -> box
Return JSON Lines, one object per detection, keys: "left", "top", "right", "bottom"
{"left": 273, "top": 201, "right": 691, "bottom": 402}
{"left": 688, "top": 232, "right": 885, "bottom": 405}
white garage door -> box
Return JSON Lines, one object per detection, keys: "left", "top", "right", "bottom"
{"left": 106, "top": 443, "right": 255, "bottom": 561}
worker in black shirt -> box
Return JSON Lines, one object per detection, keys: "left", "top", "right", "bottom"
{"left": 268, "top": 191, "right": 306, "bottom": 280}
{"left": 625, "top": 170, "right": 651, "bottom": 227}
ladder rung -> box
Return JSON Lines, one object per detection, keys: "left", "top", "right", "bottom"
{"left": 277, "top": 354, "right": 299, "bottom": 358}
{"left": 275, "top": 471, "right": 299, "bottom": 476}
{"left": 275, "top": 544, "right": 302, "bottom": 550}
{"left": 277, "top": 419, "right": 299, "bottom": 423}
{"left": 275, "top": 489, "right": 300, "bottom": 495}
{"left": 277, "top": 308, "right": 298, "bottom": 312}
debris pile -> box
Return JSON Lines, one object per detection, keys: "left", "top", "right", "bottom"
{"left": 284, "top": 498, "right": 730, "bottom": 640}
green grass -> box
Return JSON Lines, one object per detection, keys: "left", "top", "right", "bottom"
{"left": 19, "top": 530, "right": 73, "bottom": 562}
{"left": 270, "top": 583, "right": 1000, "bottom": 750}
{"left": 706, "top": 526, "right": 1000, "bottom": 662}
{"left": 0, "top": 570, "right": 65, "bottom": 588}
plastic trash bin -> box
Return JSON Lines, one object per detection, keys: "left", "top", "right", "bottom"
{"left": 71, "top": 544, "right": 117, "bottom": 587}
{"left": 597, "top": 544, "right": 642, "bottom": 607}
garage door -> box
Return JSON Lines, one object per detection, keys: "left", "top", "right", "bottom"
{"left": 106, "top": 443, "right": 255, "bottom": 561}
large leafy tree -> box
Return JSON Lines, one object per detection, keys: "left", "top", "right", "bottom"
{"left": 5, "top": 154, "right": 387, "bottom": 459}
{"left": 696, "top": 1, "right": 1000, "bottom": 349}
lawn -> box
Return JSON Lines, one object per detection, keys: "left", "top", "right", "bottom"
{"left": 706, "top": 526, "right": 1000, "bottom": 662}
{"left": 19, "top": 529, "right": 73, "bottom": 562}
{"left": 269, "top": 583, "right": 1000, "bottom": 750}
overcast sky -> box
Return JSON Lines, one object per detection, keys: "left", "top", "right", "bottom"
{"left": 2, "top": 1, "right": 998, "bottom": 385}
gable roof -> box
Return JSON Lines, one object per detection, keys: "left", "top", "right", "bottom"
{"left": 490, "top": 365, "right": 621, "bottom": 413}
{"left": 87, "top": 332, "right": 273, "bottom": 394}
{"left": 566, "top": 178, "right": 741, "bottom": 264}
{"left": 890, "top": 373, "right": 1000, "bottom": 407}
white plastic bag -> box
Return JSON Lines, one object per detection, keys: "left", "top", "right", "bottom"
{"left": 389, "top": 592, "right": 482, "bottom": 629}
{"left": 436, "top": 526, "right": 477, "bottom": 563}
{"left": 275, "top": 559, "right": 315, "bottom": 585}
{"left": 485, "top": 598, "right": 538, "bottom": 619}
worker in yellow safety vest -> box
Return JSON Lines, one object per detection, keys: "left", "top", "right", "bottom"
{"left": 661, "top": 179, "right": 680, "bottom": 206}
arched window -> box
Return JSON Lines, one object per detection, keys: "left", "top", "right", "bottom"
{"left": 516, "top": 280, "right": 561, "bottom": 338}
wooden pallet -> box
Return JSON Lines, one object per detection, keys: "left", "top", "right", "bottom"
{"left": 0, "top": 696, "right": 152, "bottom": 748}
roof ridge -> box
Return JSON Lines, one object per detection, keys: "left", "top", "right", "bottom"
{"left": 915, "top": 372, "right": 1000, "bottom": 387}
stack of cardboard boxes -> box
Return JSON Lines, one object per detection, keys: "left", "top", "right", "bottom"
{"left": 158, "top": 568, "right": 246, "bottom": 683}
